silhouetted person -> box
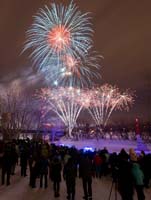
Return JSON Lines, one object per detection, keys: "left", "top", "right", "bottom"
{"left": 11, "top": 144, "right": 18, "bottom": 175}
{"left": 63, "top": 158, "right": 77, "bottom": 200}
{"left": 39, "top": 155, "right": 49, "bottom": 188}
{"left": 51, "top": 156, "right": 62, "bottom": 197}
{"left": 29, "top": 153, "right": 41, "bottom": 188}
{"left": 29, "top": 155, "right": 35, "bottom": 187}
{"left": 139, "top": 152, "right": 151, "bottom": 188}
{"left": 79, "top": 154, "right": 94, "bottom": 200}
{"left": 20, "top": 148, "right": 28, "bottom": 177}
{"left": 118, "top": 149, "right": 134, "bottom": 200}
{"left": 1, "top": 145, "right": 13, "bottom": 185}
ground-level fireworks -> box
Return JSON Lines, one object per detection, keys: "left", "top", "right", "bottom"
{"left": 36, "top": 87, "right": 88, "bottom": 138}
{"left": 35, "top": 85, "right": 134, "bottom": 138}
{"left": 84, "top": 84, "right": 134, "bottom": 127}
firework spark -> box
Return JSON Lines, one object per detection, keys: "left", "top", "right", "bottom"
{"left": 83, "top": 84, "right": 134, "bottom": 126}
{"left": 36, "top": 87, "right": 86, "bottom": 138}
{"left": 24, "top": 1, "right": 93, "bottom": 70}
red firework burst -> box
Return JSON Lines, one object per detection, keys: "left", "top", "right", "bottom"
{"left": 48, "top": 25, "right": 71, "bottom": 52}
{"left": 62, "top": 54, "right": 81, "bottom": 77}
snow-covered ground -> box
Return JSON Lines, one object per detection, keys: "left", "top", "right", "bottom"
{"left": 0, "top": 167, "right": 151, "bottom": 200}
{"left": 0, "top": 139, "right": 151, "bottom": 199}
{"left": 56, "top": 138, "right": 151, "bottom": 153}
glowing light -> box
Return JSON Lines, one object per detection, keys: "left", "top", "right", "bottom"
{"left": 83, "top": 147, "right": 94, "bottom": 152}
{"left": 60, "top": 67, "right": 66, "bottom": 73}
{"left": 54, "top": 80, "right": 58, "bottom": 86}
{"left": 64, "top": 71, "right": 72, "bottom": 76}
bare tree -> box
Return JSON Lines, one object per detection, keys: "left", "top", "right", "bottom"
{"left": 0, "top": 84, "right": 35, "bottom": 140}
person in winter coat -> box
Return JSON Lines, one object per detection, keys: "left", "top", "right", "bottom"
{"left": 11, "top": 144, "right": 18, "bottom": 175}
{"left": 93, "top": 153, "right": 102, "bottom": 178}
{"left": 1, "top": 144, "right": 13, "bottom": 185}
{"left": 131, "top": 162, "right": 145, "bottom": 200}
{"left": 79, "top": 154, "right": 94, "bottom": 200}
{"left": 138, "top": 152, "right": 150, "bottom": 188}
{"left": 118, "top": 149, "right": 134, "bottom": 200}
{"left": 63, "top": 158, "right": 77, "bottom": 200}
{"left": 39, "top": 155, "right": 49, "bottom": 188}
{"left": 29, "top": 154, "right": 40, "bottom": 188}
{"left": 20, "top": 147, "right": 28, "bottom": 177}
{"left": 51, "top": 156, "right": 62, "bottom": 197}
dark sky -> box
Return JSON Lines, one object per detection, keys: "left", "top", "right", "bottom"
{"left": 0, "top": 0, "right": 151, "bottom": 122}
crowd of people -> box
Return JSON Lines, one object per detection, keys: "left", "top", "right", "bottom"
{"left": 69, "top": 124, "right": 151, "bottom": 143}
{"left": 0, "top": 139, "right": 151, "bottom": 200}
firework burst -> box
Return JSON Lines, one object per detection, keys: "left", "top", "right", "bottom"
{"left": 42, "top": 51, "right": 102, "bottom": 87}
{"left": 24, "top": 1, "right": 93, "bottom": 70}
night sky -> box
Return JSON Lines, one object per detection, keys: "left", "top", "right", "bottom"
{"left": 0, "top": 0, "right": 151, "bottom": 122}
